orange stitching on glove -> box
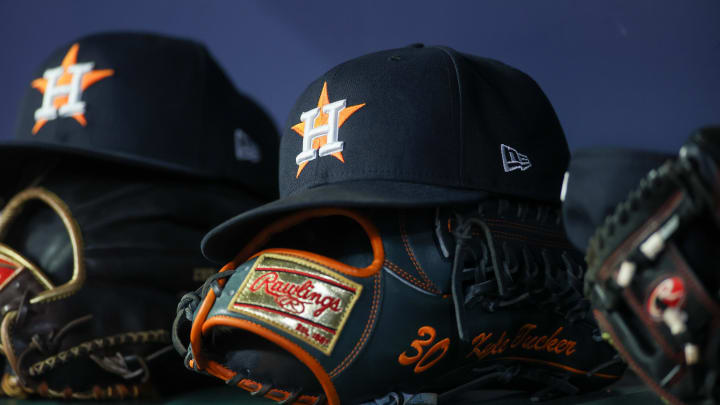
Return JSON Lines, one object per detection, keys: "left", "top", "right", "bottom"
{"left": 398, "top": 326, "right": 450, "bottom": 373}
{"left": 466, "top": 324, "right": 579, "bottom": 361}
{"left": 189, "top": 288, "right": 217, "bottom": 370}
{"left": 447, "top": 217, "right": 566, "bottom": 237}
{"left": 399, "top": 214, "right": 440, "bottom": 293}
{"left": 414, "top": 337, "right": 450, "bottom": 373}
{"left": 484, "top": 218, "right": 566, "bottom": 236}
{"left": 329, "top": 272, "right": 381, "bottom": 378}
{"left": 398, "top": 326, "right": 436, "bottom": 365}
{"left": 445, "top": 218, "right": 573, "bottom": 250}
{"left": 253, "top": 247, "right": 380, "bottom": 279}
{"left": 493, "top": 356, "right": 620, "bottom": 380}
{"left": 231, "top": 208, "right": 384, "bottom": 278}
{"left": 489, "top": 230, "right": 574, "bottom": 250}
{"left": 202, "top": 316, "right": 340, "bottom": 405}
{"left": 188, "top": 359, "right": 319, "bottom": 405}
{"left": 384, "top": 259, "right": 438, "bottom": 294}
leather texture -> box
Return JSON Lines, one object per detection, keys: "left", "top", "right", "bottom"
{"left": 0, "top": 164, "right": 261, "bottom": 400}
{"left": 179, "top": 201, "right": 625, "bottom": 405}
{"left": 584, "top": 128, "right": 720, "bottom": 405}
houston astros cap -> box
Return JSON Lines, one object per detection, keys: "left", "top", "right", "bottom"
{"left": 202, "top": 44, "right": 570, "bottom": 262}
{"left": 3, "top": 32, "right": 279, "bottom": 197}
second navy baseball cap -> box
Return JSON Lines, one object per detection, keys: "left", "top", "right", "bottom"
{"left": 562, "top": 148, "right": 673, "bottom": 252}
{"left": 203, "top": 44, "right": 570, "bottom": 262}
{"left": 3, "top": 32, "right": 279, "bottom": 197}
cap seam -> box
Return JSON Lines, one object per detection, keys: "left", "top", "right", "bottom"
{"left": 462, "top": 58, "right": 535, "bottom": 151}
{"left": 432, "top": 46, "right": 464, "bottom": 185}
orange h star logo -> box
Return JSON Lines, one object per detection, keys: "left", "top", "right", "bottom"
{"left": 30, "top": 43, "right": 114, "bottom": 134}
{"left": 291, "top": 82, "right": 365, "bottom": 178}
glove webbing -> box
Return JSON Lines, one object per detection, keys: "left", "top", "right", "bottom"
{"left": 448, "top": 201, "right": 592, "bottom": 341}
{"left": 587, "top": 157, "right": 720, "bottom": 404}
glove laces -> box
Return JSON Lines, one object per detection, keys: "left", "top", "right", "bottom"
{"left": 448, "top": 201, "right": 593, "bottom": 342}
{"left": 172, "top": 268, "right": 239, "bottom": 358}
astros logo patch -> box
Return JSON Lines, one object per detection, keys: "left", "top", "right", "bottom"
{"left": 291, "top": 82, "right": 365, "bottom": 178}
{"left": 30, "top": 43, "right": 114, "bottom": 134}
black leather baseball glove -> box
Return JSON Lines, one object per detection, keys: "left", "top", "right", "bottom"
{"left": 584, "top": 127, "right": 720, "bottom": 405}
{"left": 174, "top": 198, "right": 625, "bottom": 405}
{"left": 0, "top": 163, "right": 258, "bottom": 400}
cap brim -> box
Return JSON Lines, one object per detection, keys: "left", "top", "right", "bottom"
{"left": 202, "top": 180, "right": 488, "bottom": 263}
{"left": 0, "top": 139, "right": 213, "bottom": 179}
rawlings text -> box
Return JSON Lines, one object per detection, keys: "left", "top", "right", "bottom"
{"left": 229, "top": 253, "right": 362, "bottom": 355}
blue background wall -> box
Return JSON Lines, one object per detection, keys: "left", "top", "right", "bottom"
{"left": 1, "top": 0, "right": 718, "bottom": 152}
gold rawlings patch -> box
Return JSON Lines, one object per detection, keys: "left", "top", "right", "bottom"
{"left": 228, "top": 252, "right": 362, "bottom": 355}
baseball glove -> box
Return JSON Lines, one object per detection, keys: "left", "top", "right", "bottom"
{"left": 174, "top": 198, "right": 625, "bottom": 405}
{"left": 0, "top": 162, "right": 258, "bottom": 400}
{"left": 585, "top": 127, "right": 720, "bottom": 405}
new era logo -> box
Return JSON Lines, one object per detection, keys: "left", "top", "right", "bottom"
{"left": 501, "top": 144, "right": 531, "bottom": 172}
{"left": 234, "top": 129, "right": 261, "bottom": 163}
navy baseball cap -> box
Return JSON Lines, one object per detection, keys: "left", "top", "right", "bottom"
{"left": 202, "top": 44, "right": 570, "bottom": 262}
{"left": 3, "top": 32, "right": 279, "bottom": 197}
{"left": 562, "top": 148, "right": 673, "bottom": 252}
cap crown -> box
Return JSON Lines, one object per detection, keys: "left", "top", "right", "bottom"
{"left": 279, "top": 45, "right": 568, "bottom": 202}
{"left": 13, "top": 32, "right": 278, "bottom": 197}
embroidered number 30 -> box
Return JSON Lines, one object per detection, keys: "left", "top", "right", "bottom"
{"left": 398, "top": 326, "right": 450, "bottom": 373}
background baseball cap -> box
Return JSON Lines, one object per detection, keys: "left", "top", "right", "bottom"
{"left": 202, "top": 44, "right": 570, "bottom": 262}
{"left": 562, "top": 148, "right": 673, "bottom": 252}
{"left": 3, "top": 32, "right": 279, "bottom": 198}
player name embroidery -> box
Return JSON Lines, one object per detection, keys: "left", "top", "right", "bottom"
{"left": 229, "top": 252, "right": 362, "bottom": 355}
{"left": 467, "top": 323, "right": 577, "bottom": 361}
{"left": 30, "top": 43, "right": 114, "bottom": 135}
{"left": 291, "top": 82, "right": 365, "bottom": 178}
{"left": 501, "top": 144, "right": 532, "bottom": 172}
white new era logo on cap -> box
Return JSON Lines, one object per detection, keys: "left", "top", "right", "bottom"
{"left": 234, "top": 129, "right": 261, "bottom": 163}
{"left": 501, "top": 144, "right": 532, "bottom": 172}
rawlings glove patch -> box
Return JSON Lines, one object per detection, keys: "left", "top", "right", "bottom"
{"left": 228, "top": 252, "right": 363, "bottom": 355}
